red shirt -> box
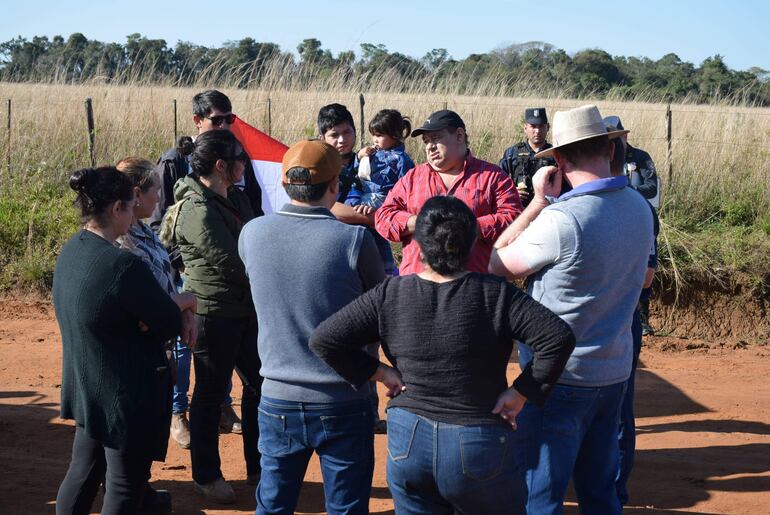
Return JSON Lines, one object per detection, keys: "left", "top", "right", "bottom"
{"left": 375, "top": 152, "right": 522, "bottom": 275}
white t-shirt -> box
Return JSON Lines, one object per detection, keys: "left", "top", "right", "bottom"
{"left": 506, "top": 208, "right": 577, "bottom": 273}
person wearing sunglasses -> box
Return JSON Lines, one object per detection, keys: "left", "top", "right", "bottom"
{"left": 151, "top": 89, "right": 263, "bottom": 231}
{"left": 150, "top": 90, "right": 263, "bottom": 454}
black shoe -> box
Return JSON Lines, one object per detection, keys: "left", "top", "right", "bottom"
{"left": 139, "top": 486, "right": 172, "bottom": 513}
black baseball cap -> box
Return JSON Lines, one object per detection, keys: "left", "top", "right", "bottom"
{"left": 411, "top": 110, "right": 466, "bottom": 137}
{"left": 525, "top": 108, "right": 548, "bottom": 125}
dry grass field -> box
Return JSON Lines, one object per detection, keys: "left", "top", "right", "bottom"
{"left": 1, "top": 81, "right": 769, "bottom": 331}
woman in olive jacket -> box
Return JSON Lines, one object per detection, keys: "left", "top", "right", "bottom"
{"left": 54, "top": 167, "right": 196, "bottom": 515}
{"left": 172, "top": 130, "right": 263, "bottom": 504}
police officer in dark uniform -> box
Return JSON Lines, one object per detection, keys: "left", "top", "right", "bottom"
{"left": 603, "top": 115, "right": 659, "bottom": 204}
{"left": 499, "top": 107, "right": 556, "bottom": 206}
{"left": 605, "top": 115, "right": 659, "bottom": 336}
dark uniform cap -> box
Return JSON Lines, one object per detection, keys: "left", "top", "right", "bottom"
{"left": 411, "top": 110, "right": 466, "bottom": 137}
{"left": 525, "top": 108, "right": 548, "bottom": 125}
{"left": 603, "top": 115, "right": 625, "bottom": 131}
{"left": 282, "top": 140, "right": 342, "bottom": 185}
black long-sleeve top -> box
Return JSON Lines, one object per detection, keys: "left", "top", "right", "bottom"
{"left": 310, "top": 272, "right": 575, "bottom": 425}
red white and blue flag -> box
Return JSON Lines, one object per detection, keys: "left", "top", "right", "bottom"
{"left": 231, "top": 116, "right": 289, "bottom": 214}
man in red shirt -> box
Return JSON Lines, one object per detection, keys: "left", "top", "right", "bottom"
{"left": 375, "top": 110, "right": 522, "bottom": 275}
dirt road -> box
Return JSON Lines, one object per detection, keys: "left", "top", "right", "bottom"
{"left": 1, "top": 298, "right": 768, "bottom": 514}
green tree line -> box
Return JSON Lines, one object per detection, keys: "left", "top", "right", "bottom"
{"left": 1, "top": 33, "right": 769, "bottom": 105}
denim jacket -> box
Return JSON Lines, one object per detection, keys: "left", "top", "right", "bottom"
{"left": 345, "top": 144, "right": 415, "bottom": 208}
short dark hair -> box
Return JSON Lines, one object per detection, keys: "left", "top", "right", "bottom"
{"left": 414, "top": 196, "right": 477, "bottom": 275}
{"left": 283, "top": 167, "right": 332, "bottom": 202}
{"left": 69, "top": 167, "right": 134, "bottom": 224}
{"left": 556, "top": 135, "right": 611, "bottom": 167}
{"left": 317, "top": 103, "right": 355, "bottom": 135}
{"left": 192, "top": 90, "right": 232, "bottom": 118}
{"left": 187, "top": 130, "right": 246, "bottom": 183}
{"left": 369, "top": 109, "right": 411, "bottom": 142}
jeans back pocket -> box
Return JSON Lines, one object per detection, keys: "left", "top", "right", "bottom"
{"left": 459, "top": 425, "right": 511, "bottom": 481}
{"left": 387, "top": 409, "right": 419, "bottom": 462}
{"left": 258, "top": 407, "right": 290, "bottom": 456}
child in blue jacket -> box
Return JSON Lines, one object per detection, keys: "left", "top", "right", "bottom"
{"left": 346, "top": 109, "right": 415, "bottom": 275}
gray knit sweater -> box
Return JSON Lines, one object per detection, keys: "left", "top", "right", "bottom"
{"left": 238, "top": 203, "right": 385, "bottom": 403}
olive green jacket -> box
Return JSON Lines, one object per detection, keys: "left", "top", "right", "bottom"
{"left": 174, "top": 175, "right": 255, "bottom": 318}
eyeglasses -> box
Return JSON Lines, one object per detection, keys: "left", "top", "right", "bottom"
{"left": 206, "top": 113, "right": 237, "bottom": 126}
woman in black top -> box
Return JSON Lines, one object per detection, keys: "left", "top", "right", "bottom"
{"left": 310, "top": 195, "right": 576, "bottom": 515}
{"left": 53, "top": 167, "right": 196, "bottom": 515}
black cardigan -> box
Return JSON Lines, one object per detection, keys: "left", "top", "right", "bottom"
{"left": 53, "top": 230, "right": 182, "bottom": 453}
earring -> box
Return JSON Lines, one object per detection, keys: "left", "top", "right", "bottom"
{"left": 136, "top": 201, "right": 141, "bottom": 207}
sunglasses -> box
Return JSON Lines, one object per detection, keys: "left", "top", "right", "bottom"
{"left": 206, "top": 113, "right": 237, "bottom": 126}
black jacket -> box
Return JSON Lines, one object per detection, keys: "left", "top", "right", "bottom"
{"left": 625, "top": 144, "right": 658, "bottom": 201}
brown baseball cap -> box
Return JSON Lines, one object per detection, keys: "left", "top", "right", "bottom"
{"left": 282, "top": 140, "right": 342, "bottom": 185}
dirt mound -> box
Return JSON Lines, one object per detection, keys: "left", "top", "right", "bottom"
{"left": 652, "top": 276, "right": 770, "bottom": 342}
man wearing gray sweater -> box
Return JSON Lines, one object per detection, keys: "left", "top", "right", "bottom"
{"left": 489, "top": 105, "right": 653, "bottom": 515}
{"left": 238, "top": 140, "right": 385, "bottom": 515}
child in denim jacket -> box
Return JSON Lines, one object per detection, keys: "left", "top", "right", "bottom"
{"left": 347, "top": 109, "right": 415, "bottom": 208}
{"left": 346, "top": 110, "right": 414, "bottom": 275}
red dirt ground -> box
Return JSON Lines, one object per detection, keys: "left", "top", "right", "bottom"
{"left": 1, "top": 298, "right": 769, "bottom": 514}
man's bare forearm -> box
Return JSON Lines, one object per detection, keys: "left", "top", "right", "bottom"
{"left": 493, "top": 197, "right": 549, "bottom": 249}
{"left": 331, "top": 202, "right": 375, "bottom": 226}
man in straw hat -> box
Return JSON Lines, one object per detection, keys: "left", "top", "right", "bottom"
{"left": 239, "top": 140, "right": 392, "bottom": 514}
{"left": 488, "top": 105, "right": 654, "bottom": 514}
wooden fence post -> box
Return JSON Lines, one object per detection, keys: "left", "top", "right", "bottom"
{"left": 267, "top": 97, "right": 272, "bottom": 136}
{"left": 172, "top": 99, "right": 178, "bottom": 143}
{"left": 6, "top": 99, "right": 10, "bottom": 175}
{"left": 665, "top": 103, "right": 673, "bottom": 187}
{"left": 84, "top": 98, "right": 95, "bottom": 167}
{"left": 359, "top": 94, "right": 365, "bottom": 144}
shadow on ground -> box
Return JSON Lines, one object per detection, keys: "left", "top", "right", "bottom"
{"left": 2, "top": 363, "right": 768, "bottom": 514}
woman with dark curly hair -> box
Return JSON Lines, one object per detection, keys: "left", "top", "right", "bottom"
{"left": 310, "top": 195, "right": 576, "bottom": 515}
{"left": 54, "top": 167, "right": 196, "bottom": 514}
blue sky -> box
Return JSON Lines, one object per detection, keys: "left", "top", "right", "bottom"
{"left": 3, "top": 0, "right": 768, "bottom": 71}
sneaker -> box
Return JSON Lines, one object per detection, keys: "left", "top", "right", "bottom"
{"left": 641, "top": 323, "right": 655, "bottom": 336}
{"left": 219, "top": 405, "right": 242, "bottom": 434}
{"left": 195, "top": 477, "right": 235, "bottom": 504}
{"left": 170, "top": 413, "right": 191, "bottom": 449}
{"left": 373, "top": 419, "right": 388, "bottom": 434}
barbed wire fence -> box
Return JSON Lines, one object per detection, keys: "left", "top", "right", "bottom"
{"left": 2, "top": 93, "right": 769, "bottom": 188}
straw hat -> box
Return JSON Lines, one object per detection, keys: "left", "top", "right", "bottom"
{"left": 534, "top": 105, "right": 629, "bottom": 158}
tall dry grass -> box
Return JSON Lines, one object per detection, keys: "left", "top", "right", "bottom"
{"left": 1, "top": 78, "right": 769, "bottom": 295}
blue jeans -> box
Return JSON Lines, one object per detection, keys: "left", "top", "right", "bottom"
{"left": 386, "top": 408, "right": 526, "bottom": 515}
{"left": 513, "top": 382, "right": 626, "bottom": 515}
{"left": 256, "top": 396, "right": 374, "bottom": 515}
{"left": 617, "top": 308, "right": 643, "bottom": 505}
{"left": 172, "top": 340, "right": 233, "bottom": 414}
